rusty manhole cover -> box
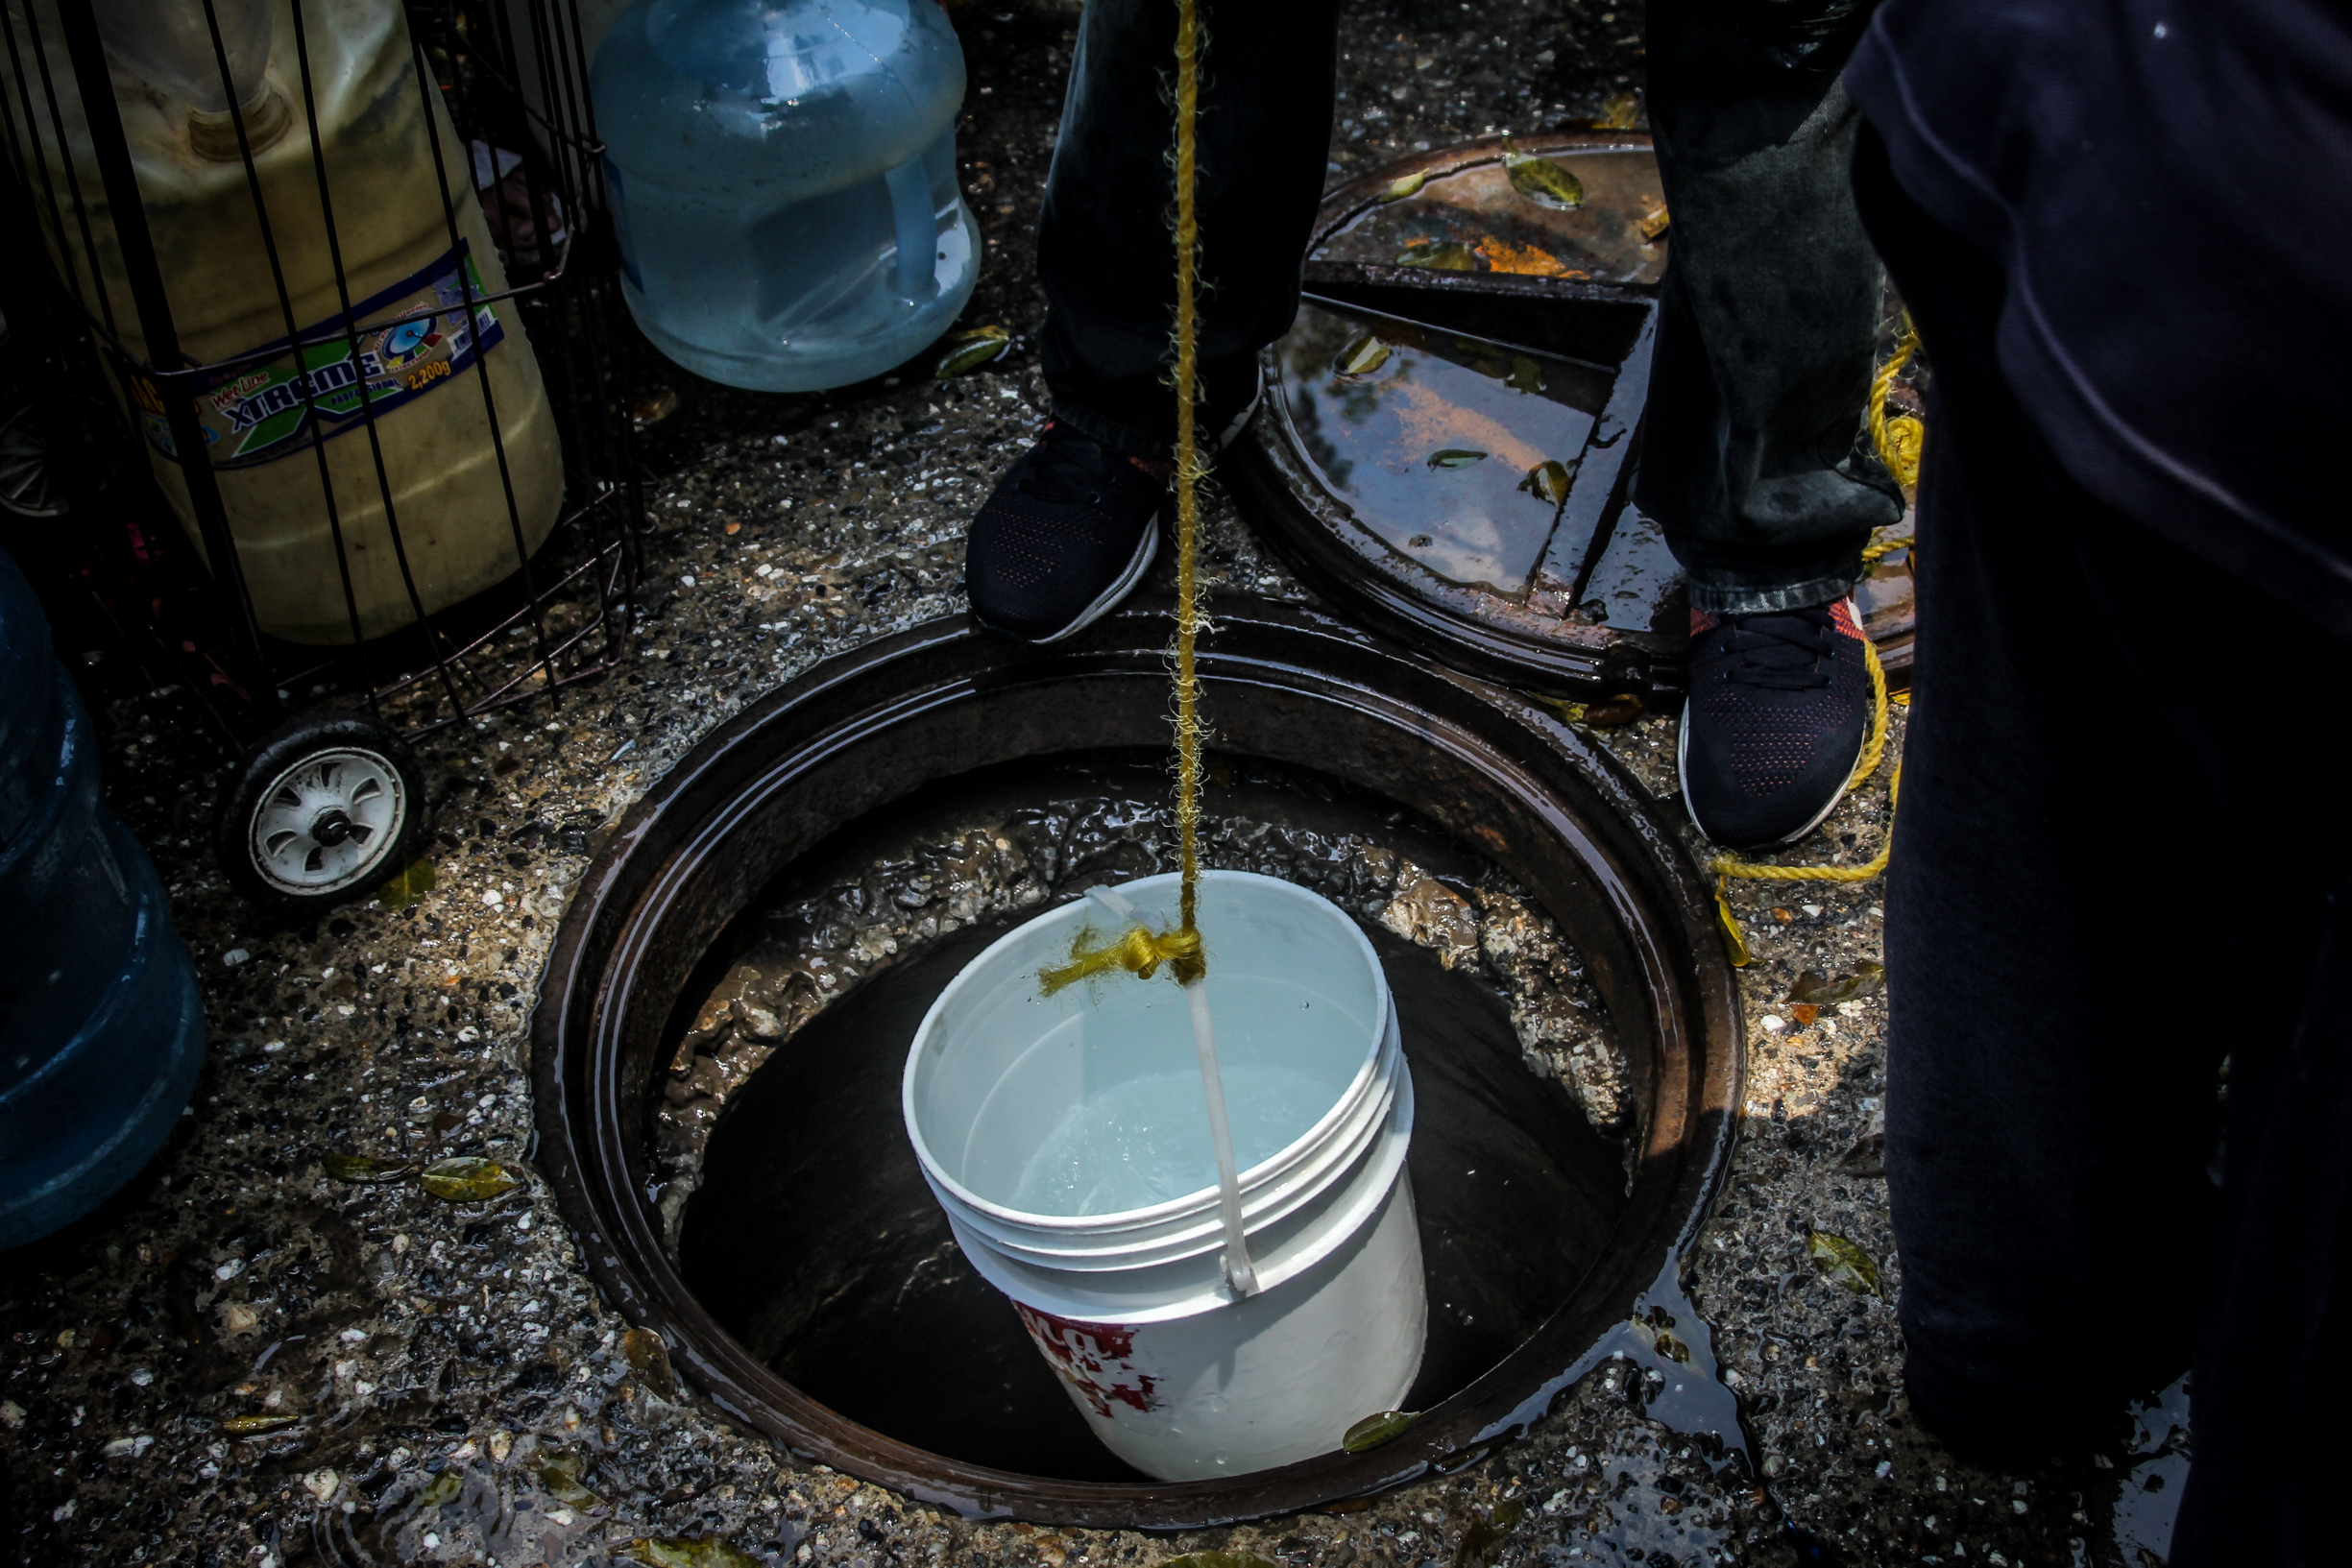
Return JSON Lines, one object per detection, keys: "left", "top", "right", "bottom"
{"left": 1224, "top": 132, "right": 1915, "bottom": 699}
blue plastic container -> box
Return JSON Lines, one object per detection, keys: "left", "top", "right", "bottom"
{"left": 0, "top": 547, "right": 206, "bottom": 1250}
{"left": 594, "top": 0, "right": 981, "bottom": 391}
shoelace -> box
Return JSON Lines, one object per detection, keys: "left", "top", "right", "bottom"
{"left": 1017, "top": 422, "right": 1126, "bottom": 506}
{"left": 1713, "top": 606, "right": 1837, "bottom": 692}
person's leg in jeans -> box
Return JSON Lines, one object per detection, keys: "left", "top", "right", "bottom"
{"left": 965, "top": 0, "right": 1340, "bottom": 642}
{"left": 1855, "top": 128, "right": 2352, "bottom": 1561}
{"left": 1640, "top": 0, "right": 1905, "bottom": 850}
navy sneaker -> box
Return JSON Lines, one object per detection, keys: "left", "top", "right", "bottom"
{"left": 964, "top": 421, "right": 1174, "bottom": 643}
{"left": 1677, "top": 598, "right": 1870, "bottom": 850}
{"left": 965, "top": 392, "right": 1264, "bottom": 643}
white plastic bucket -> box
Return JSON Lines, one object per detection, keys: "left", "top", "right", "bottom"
{"left": 903, "top": 870, "right": 1426, "bottom": 1481}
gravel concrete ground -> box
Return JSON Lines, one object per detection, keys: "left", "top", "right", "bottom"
{"left": 1, "top": 4, "right": 2189, "bottom": 1566}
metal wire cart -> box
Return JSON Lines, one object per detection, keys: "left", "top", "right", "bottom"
{"left": 0, "top": 0, "right": 645, "bottom": 910}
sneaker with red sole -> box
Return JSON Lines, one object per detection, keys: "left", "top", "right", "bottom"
{"left": 1676, "top": 598, "right": 1871, "bottom": 851}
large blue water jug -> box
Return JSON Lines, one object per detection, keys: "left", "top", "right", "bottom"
{"left": 594, "top": 0, "right": 981, "bottom": 391}
{"left": 0, "top": 546, "right": 206, "bottom": 1249}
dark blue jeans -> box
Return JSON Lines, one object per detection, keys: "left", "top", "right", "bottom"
{"left": 1032, "top": 0, "right": 1900, "bottom": 615}
{"left": 1859, "top": 125, "right": 2352, "bottom": 1564}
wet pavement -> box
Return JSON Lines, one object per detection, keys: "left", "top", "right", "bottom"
{"left": 2, "top": 4, "right": 2185, "bottom": 1566}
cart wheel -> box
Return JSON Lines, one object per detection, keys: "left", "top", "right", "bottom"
{"left": 214, "top": 713, "right": 428, "bottom": 910}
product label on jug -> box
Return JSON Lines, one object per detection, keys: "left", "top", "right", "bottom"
{"left": 129, "top": 245, "right": 508, "bottom": 470}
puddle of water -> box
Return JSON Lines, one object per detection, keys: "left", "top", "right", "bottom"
{"left": 664, "top": 755, "right": 1630, "bottom": 1482}
{"left": 2113, "top": 1374, "right": 2191, "bottom": 1564}
{"left": 1570, "top": 500, "right": 1685, "bottom": 636}
{"left": 1318, "top": 147, "right": 1668, "bottom": 290}
{"left": 1273, "top": 301, "right": 1613, "bottom": 594}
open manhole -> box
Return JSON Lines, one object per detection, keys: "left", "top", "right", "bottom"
{"left": 1223, "top": 133, "right": 1917, "bottom": 699}
{"left": 532, "top": 599, "right": 1740, "bottom": 1527}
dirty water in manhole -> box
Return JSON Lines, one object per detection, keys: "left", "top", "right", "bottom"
{"left": 531, "top": 599, "right": 1742, "bottom": 1527}
{"left": 663, "top": 753, "right": 1633, "bottom": 1482}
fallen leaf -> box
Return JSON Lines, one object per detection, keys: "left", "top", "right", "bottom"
{"left": 1837, "top": 1131, "right": 1886, "bottom": 1178}
{"left": 1473, "top": 236, "right": 1584, "bottom": 278}
{"left": 624, "top": 1326, "right": 678, "bottom": 1400}
{"left": 541, "top": 1451, "right": 603, "bottom": 1506}
{"left": 619, "top": 1538, "right": 761, "bottom": 1568}
{"left": 1637, "top": 203, "right": 1671, "bottom": 243}
{"left": 1788, "top": 1002, "right": 1820, "bottom": 1026}
{"left": 1518, "top": 458, "right": 1572, "bottom": 505}
{"left": 414, "top": 1470, "right": 464, "bottom": 1508}
{"left": 1787, "top": 959, "right": 1885, "bottom": 1004}
{"left": 1426, "top": 448, "right": 1488, "bottom": 469}
{"left": 419, "top": 1156, "right": 524, "bottom": 1204}
{"left": 1589, "top": 91, "right": 1640, "bottom": 131}
{"left": 1653, "top": 1328, "right": 1691, "bottom": 1363}
{"left": 1580, "top": 693, "right": 1644, "bottom": 727}
{"left": 1714, "top": 880, "right": 1752, "bottom": 968}
{"left": 1157, "top": 1553, "right": 1281, "bottom": 1568}
{"left": 1378, "top": 171, "right": 1428, "bottom": 204}
{"left": 1500, "top": 138, "right": 1584, "bottom": 209}
{"left": 1505, "top": 354, "right": 1543, "bottom": 395}
{"left": 1455, "top": 1518, "right": 1504, "bottom": 1568}
{"left": 1341, "top": 1409, "right": 1416, "bottom": 1453}
{"left": 222, "top": 1414, "right": 301, "bottom": 1436}
{"left": 1336, "top": 333, "right": 1393, "bottom": 377}
{"left": 1490, "top": 1500, "right": 1528, "bottom": 1530}
{"left": 1807, "top": 1230, "right": 1880, "bottom": 1295}
{"left": 630, "top": 387, "right": 678, "bottom": 426}
{"left": 321, "top": 1152, "right": 407, "bottom": 1184}
{"left": 376, "top": 856, "right": 436, "bottom": 909}
{"left": 934, "top": 326, "right": 1012, "bottom": 379}
{"left": 1396, "top": 238, "right": 1479, "bottom": 271}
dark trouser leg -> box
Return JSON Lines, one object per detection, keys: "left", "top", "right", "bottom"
{"left": 1035, "top": 0, "right": 1341, "bottom": 458}
{"left": 1855, "top": 128, "right": 2352, "bottom": 1563}
{"left": 1637, "top": 0, "right": 1903, "bottom": 614}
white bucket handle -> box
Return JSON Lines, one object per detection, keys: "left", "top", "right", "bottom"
{"left": 1085, "top": 882, "right": 1258, "bottom": 1298}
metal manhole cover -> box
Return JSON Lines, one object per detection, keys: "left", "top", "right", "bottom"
{"left": 1224, "top": 133, "right": 1915, "bottom": 699}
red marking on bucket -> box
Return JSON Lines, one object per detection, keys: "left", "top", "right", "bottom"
{"left": 1015, "top": 1304, "right": 1159, "bottom": 1415}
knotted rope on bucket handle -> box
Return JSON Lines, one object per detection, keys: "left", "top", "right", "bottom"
{"left": 1033, "top": 0, "right": 1258, "bottom": 1298}
{"left": 1708, "top": 322, "right": 1921, "bottom": 962}
{"left": 1036, "top": 0, "right": 1211, "bottom": 994}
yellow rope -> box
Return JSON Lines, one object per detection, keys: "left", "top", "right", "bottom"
{"left": 1037, "top": 0, "right": 1210, "bottom": 994}
{"left": 1169, "top": 0, "right": 1206, "bottom": 967}
{"left": 1039, "top": 923, "right": 1205, "bottom": 997}
{"left": 1859, "top": 320, "right": 1923, "bottom": 566}
{"left": 1868, "top": 320, "right": 1924, "bottom": 497}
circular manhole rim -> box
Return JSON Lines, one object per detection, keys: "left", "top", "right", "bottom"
{"left": 530, "top": 598, "right": 1741, "bottom": 1528}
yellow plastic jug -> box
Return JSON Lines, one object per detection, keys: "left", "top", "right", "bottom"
{"left": 16, "top": 0, "right": 564, "bottom": 644}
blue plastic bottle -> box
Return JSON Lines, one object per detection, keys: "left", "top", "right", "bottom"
{"left": 594, "top": 0, "right": 981, "bottom": 391}
{"left": 0, "top": 546, "right": 206, "bottom": 1249}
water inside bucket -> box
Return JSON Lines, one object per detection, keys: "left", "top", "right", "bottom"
{"left": 918, "top": 877, "right": 1388, "bottom": 1231}
{"left": 1008, "top": 1061, "right": 1334, "bottom": 1217}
